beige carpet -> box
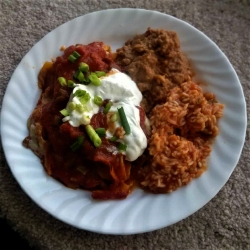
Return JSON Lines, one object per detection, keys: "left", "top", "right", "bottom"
{"left": 0, "top": 0, "right": 249, "bottom": 249}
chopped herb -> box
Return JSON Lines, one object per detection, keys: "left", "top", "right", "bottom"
{"left": 58, "top": 77, "right": 67, "bottom": 87}
{"left": 70, "top": 135, "right": 84, "bottom": 151}
{"left": 68, "top": 102, "right": 76, "bottom": 112}
{"left": 77, "top": 71, "right": 85, "bottom": 82}
{"left": 74, "top": 89, "right": 90, "bottom": 105}
{"left": 95, "top": 128, "right": 106, "bottom": 137}
{"left": 117, "top": 107, "right": 131, "bottom": 135}
{"left": 93, "top": 95, "right": 103, "bottom": 106}
{"left": 85, "top": 125, "right": 102, "bottom": 147}
{"left": 79, "top": 62, "right": 89, "bottom": 72}
{"left": 60, "top": 109, "right": 69, "bottom": 116}
{"left": 68, "top": 51, "right": 81, "bottom": 63}
{"left": 117, "top": 142, "right": 127, "bottom": 151}
{"left": 72, "top": 51, "right": 81, "bottom": 59}
{"left": 73, "top": 69, "right": 80, "bottom": 79}
{"left": 62, "top": 116, "right": 70, "bottom": 122}
{"left": 81, "top": 115, "right": 90, "bottom": 125}
{"left": 83, "top": 77, "right": 91, "bottom": 85}
{"left": 103, "top": 101, "right": 112, "bottom": 114}
{"left": 68, "top": 55, "right": 77, "bottom": 63}
{"left": 109, "top": 136, "right": 118, "bottom": 142}
{"left": 75, "top": 104, "right": 87, "bottom": 113}
{"left": 95, "top": 71, "right": 106, "bottom": 77}
{"left": 88, "top": 72, "right": 101, "bottom": 86}
{"left": 67, "top": 80, "right": 75, "bottom": 88}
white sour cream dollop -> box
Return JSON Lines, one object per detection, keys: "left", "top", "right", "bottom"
{"left": 65, "top": 69, "right": 148, "bottom": 161}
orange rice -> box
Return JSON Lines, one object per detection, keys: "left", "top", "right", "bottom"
{"left": 139, "top": 80, "right": 224, "bottom": 193}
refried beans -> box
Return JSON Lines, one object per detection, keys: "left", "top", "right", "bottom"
{"left": 115, "top": 28, "right": 193, "bottom": 114}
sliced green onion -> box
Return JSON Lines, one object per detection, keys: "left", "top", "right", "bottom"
{"left": 109, "top": 136, "right": 118, "bottom": 142}
{"left": 70, "top": 135, "right": 84, "bottom": 152}
{"left": 88, "top": 73, "right": 101, "bottom": 86}
{"left": 76, "top": 104, "right": 87, "bottom": 113}
{"left": 81, "top": 115, "right": 90, "bottom": 125}
{"left": 95, "top": 128, "right": 106, "bottom": 137}
{"left": 74, "top": 90, "right": 90, "bottom": 104}
{"left": 95, "top": 71, "right": 106, "bottom": 77}
{"left": 79, "top": 94, "right": 90, "bottom": 105}
{"left": 60, "top": 109, "right": 69, "bottom": 116}
{"left": 74, "top": 89, "right": 86, "bottom": 97}
{"left": 93, "top": 95, "right": 103, "bottom": 106}
{"left": 68, "top": 54, "right": 77, "bottom": 63}
{"left": 110, "top": 113, "right": 117, "bottom": 122}
{"left": 68, "top": 51, "right": 81, "bottom": 63}
{"left": 77, "top": 71, "right": 85, "bottom": 82}
{"left": 73, "top": 69, "right": 80, "bottom": 79}
{"left": 62, "top": 116, "right": 70, "bottom": 122}
{"left": 83, "top": 77, "right": 91, "bottom": 85}
{"left": 72, "top": 51, "right": 81, "bottom": 59}
{"left": 79, "top": 62, "right": 89, "bottom": 72}
{"left": 58, "top": 77, "right": 67, "bottom": 87}
{"left": 85, "top": 125, "right": 102, "bottom": 147}
{"left": 117, "top": 142, "right": 127, "bottom": 151}
{"left": 117, "top": 107, "right": 131, "bottom": 135}
{"left": 67, "top": 80, "right": 75, "bottom": 88}
{"left": 103, "top": 101, "right": 112, "bottom": 114}
{"left": 68, "top": 102, "right": 76, "bottom": 112}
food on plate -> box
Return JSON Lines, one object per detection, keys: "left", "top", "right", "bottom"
{"left": 23, "top": 28, "right": 224, "bottom": 199}
{"left": 116, "top": 28, "right": 223, "bottom": 193}
{"left": 23, "top": 42, "right": 149, "bottom": 199}
{"left": 115, "top": 28, "right": 193, "bottom": 114}
{"left": 115, "top": 28, "right": 224, "bottom": 193}
{"left": 138, "top": 81, "right": 223, "bottom": 192}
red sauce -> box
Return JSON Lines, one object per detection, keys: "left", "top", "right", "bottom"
{"left": 29, "top": 42, "right": 144, "bottom": 199}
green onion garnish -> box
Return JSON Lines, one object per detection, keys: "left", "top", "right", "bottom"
{"left": 109, "top": 136, "right": 118, "bottom": 142}
{"left": 68, "top": 51, "right": 81, "bottom": 63}
{"left": 68, "top": 55, "right": 77, "bottom": 63}
{"left": 77, "top": 71, "right": 85, "bottom": 82}
{"left": 117, "top": 107, "right": 131, "bottom": 135}
{"left": 103, "top": 101, "right": 112, "bottom": 114}
{"left": 95, "top": 71, "right": 106, "bottom": 77}
{"left": 79, "top": 62, "right": 89, "bottom": 72}
{"left": 74, "top": 89, "right": 85, "bottom": 97}
{"left": 95, "top": 128, "right": 106, "bottom": 137}
{"left": 93, "top": 95, "right": 103, "bottom": 106}
{"left": 62, "top": 116, "right": 70, "bottom": 122}
{"left": 68, "top": 102, "right": 76, "bottom": 112}
{"left": 67, "top": 80, "right": 75, "bottom": 88}
{"left": 74, "top": 89, "right": 90, "bottom": 104}
{"left": 81, "top": 115, "right": 90, "bottom": 125}
{"left": 73, "top": 89, "right": 87, "bottom": 97}
{"left": 60, "top": 109, "right": 69, "bottom": 116}
{"left": 58, "top": 77, "right": 67, "bottom": 87}
{"left": 76, "top": 104, "right": 87, "bottom": 113}
{"left": 85, "top": 125, "right": 102, "bottom": 147}
{"left": 72, "top": 51, "right": 81, "bottom": 59}
{"left": 70, "top": 135, "right": 84, "bottom": 152}
{"left": 117, "top": 142, "right": 127, "bottom": 151}
{"left": 88, "top": 73, "right": 101, "bottom": 86}
{"left": 73, "top": 69, "right": 80, "bottom": 79}
{"left": 83, "top": 77, "right": 91, "bottom": 85}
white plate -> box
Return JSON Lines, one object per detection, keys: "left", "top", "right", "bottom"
{"left": 0, "top": 9, "right": 247, "bottom": 235}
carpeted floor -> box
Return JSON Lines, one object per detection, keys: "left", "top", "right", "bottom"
{"left": 0, "top": 0, "right": 249, "bottom": 249}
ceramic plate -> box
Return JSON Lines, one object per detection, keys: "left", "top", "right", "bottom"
{"left": 0, "top": 9, "right": 247, "bottom": 235}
